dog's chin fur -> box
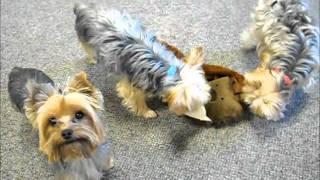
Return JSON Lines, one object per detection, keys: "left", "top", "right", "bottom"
{"left": 57, "top": 138, "right": 95, "bottom": 159}
{"left": 53, "top": 142, "right": 113, "bottom": 180}
{"left": 165, "top": 64, "right": 211, "bottom": 115}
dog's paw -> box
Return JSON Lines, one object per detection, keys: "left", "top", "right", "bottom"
{"left": 143, "top": 110, "right": 158, "bottom": 119}
{"left": 107, "top": 157, "right": 114, "bottom": 170}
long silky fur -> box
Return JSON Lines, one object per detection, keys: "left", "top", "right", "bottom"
{"left": 53, "top": 141, "right": 113, "bottom": 180}
{"left": 244, "top": 0, "right": 319, "bottom": 91}
{"left": 8, "top": 68, "right": 113, "bottom": 179}
{"left": 240, "top": 0, "right": 319, "bottom": 120}
{"left": 73, "top": 3, "right": 210, "bottom": 106}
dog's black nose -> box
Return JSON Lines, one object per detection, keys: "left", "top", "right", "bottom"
{"left": 61, "top": 129, "right": 73, "bottom": 140}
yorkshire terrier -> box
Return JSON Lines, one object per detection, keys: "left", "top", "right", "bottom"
{"left": 8, "top": 67, "right": 113, "bottom": 179}
{"left": 240, "top": 0, "right": 319, "bottom": 120}
{"left": 74, "top": 3, "right": 211, "bottom": 119}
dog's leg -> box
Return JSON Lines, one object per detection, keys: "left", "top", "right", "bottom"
{"left": 116, "top": 78, "right": 157, "bottom": 118}
{"left": 240, "top": 25, "right": 257, "bottom": 50}
{"left": 80, "top": 42, "right": 97, "bottom": 64}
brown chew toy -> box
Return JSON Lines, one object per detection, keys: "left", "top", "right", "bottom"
{"left": 206, "top": 77, "right": 243, "bottom": 122}
{"left": 159, "top": 38, "right": 244, "bottom": 123}
{"left": 202, "top": 64, "right": 244, "bottom": 94}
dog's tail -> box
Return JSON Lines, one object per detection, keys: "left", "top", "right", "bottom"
{"left": 73, "top": 3, "right": 148, "bottom": 47}
{"left": 73, "top": 3, "right": 99, "bottom": 43}
{"left": 8, "top": 67, "right": 55, "bottom": 113}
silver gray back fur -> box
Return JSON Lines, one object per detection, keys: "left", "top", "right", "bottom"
{"left": 252, "top": 0, "right": 319, "bottom": 90}
{"left": 74, "top": 3, "right": 186, "bottom": 95}
{"left": 53, "top": 141, "right": 113, "bottom": 180}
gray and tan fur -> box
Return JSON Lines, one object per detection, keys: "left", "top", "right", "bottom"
{"left": 74, "top": 3, "right": 211, "bottom": 118}
{"left": 8, "top": 67, "right": 113, "bottom": 179}
{"left": 53, "top": 141, "right": 113, "bottom": 180}
{"left": 241, "top": 0, "right": 319, "bottom": 120}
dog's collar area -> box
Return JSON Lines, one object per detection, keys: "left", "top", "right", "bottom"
{"left": 272, "top": 67, "right": 293, "bottom": 86}
{"left": 152, "top": 59, "right": 177, "bottom": 77}
{"left": 167, "top": 65, "right": 177, "bottom": 77}
{"left": 150, "top": 35, "right": 156, "bottom": 43}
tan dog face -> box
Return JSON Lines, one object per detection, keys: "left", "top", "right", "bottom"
{"left": 25, "top": 72, "right": 105, "bottom": 162}
{"left": 37, "top": 93, "right": 104, "bottom": 162}
{"left": 240, "top": 68, "right": 286, "bottom": 120}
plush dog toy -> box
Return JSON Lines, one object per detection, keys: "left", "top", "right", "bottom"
{"left": 159, "top": 40, "right": 245, "bottom": 124}
{"left": 206, "top": 77, "right": 243, "bottom": 123}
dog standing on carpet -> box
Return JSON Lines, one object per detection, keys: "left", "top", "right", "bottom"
{"left": 73, "top": 3, "right": 211, "bottom": 119}
{"left": 8, "top": 67, "right": 113, "bottom": 179}
{"left": 240, "top": 0, "right": 319, "bottom": 120}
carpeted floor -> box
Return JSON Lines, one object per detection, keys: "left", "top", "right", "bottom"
{"left": 1, "top": 0, "right": 319, "bottom": 179}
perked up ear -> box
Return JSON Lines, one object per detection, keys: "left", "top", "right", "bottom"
{"left": 24, "top": 81, "right": 56, "bottom": 128}
{"left": 184, "top": 47, "right": 205, "bottom": 66}
{"left": 65, "top": 71, "right": 104, "bottom": 109}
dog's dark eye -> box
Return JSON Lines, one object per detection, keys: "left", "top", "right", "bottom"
{"left": 75, "top": 111, "right": 84, "bottom": 120}
{"left": 49, "top": 117, "right": 57, "bottom": 126}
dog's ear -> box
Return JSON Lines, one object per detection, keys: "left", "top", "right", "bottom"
{"left": 65, "top": 71, "right": 104, "bottom": 109}
{"left": 24, "top": 81, "right": 56, "bottom": 127}
{"left": 184, "top": 47, "right": 205, "bottom": 66}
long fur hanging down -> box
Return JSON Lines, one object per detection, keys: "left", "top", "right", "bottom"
{"left": 74, "top": 3, "right": 185, "bottom": 94}
{"left": 241, "top": 0, "right": 319, "bottom": 120}
{"left": 244, "top": 0, "right": 319, "bottom": 89}
{"left": 74, "top": 3, "right": 211, "bottom": 118}
{"left": 53, "top": 141, "right": 113, "bottom": 180}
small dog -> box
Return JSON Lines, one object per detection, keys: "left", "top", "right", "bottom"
{"left": 8, "top": 67, "right": 113, "bottom": 179}
{"left": 240, "top": 0, "right": 319, "bottom": 120}
{"left": 74, "top": 3, "right": 211, "bottom": 119}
